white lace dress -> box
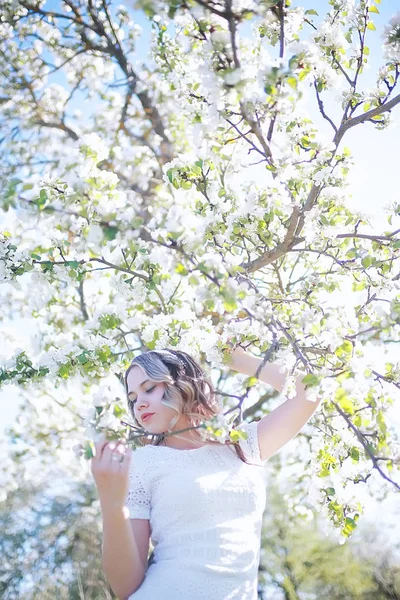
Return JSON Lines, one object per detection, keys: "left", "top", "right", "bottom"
{"left": 125, "top": 420, "right": 267, "bottom": 600}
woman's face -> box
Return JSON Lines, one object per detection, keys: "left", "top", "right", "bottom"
{"left": 126, "top": 365, "right": 188, "bottom": 434}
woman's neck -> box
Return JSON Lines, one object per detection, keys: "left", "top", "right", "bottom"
{"left": 163, "top": 430, "right": 207, "bottom": 450}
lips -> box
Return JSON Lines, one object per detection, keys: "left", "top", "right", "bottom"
{"left": 142, "top": 413, "right": 155, "bottom": 423}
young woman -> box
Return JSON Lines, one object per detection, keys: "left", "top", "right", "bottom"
{"left": 91, "top": 347, "right": 321, "bottom": 600}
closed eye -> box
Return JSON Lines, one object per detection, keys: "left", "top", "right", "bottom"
{"left": 130, "top": 385, "right": 156, "bottom": 404}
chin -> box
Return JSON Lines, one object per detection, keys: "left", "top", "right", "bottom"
{"left": 151, "top": 427, "right": 166, "bottom": 435}
{"left": 143, "top": 423, "right": 164, "bottom": 435}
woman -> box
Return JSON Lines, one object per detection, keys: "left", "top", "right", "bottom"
{"left": 91, "top": 346, "right": 321, "bottom": 600}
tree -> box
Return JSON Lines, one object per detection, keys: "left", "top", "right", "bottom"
{"left": 1, "top": 0, "right": 400, "bottom": 548}
{"left": 0, "top": 443, "right": 112, "bottom": 599}
{"left": 258, "top": 482, "right": 400, "bottom": 600}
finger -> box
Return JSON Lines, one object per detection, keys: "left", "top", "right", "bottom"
{"left": 109, "top": 442, "right": 123, "bottom": 461}
{"left": 109, "top": 446, "right": 129, "bottom": 468}
{"left": 93, "top": 436, "right": 112, "bottom": 461}
{"left": 93, "top": 438, "right": 120, "bottom": 462}
{"left": 109, "top": 439, "right": 126, "bottom": 452}
{"left": 102, "top": 440, "right": 126, "bottom": 463}
{"left": 111, "top": 443, "right": 132, "bottom": 465}
{"left": 119, "top": 446, "right": 133, "bottom": 470}
{"left": 112, "top": 440, "right": 129, "bottom": 462}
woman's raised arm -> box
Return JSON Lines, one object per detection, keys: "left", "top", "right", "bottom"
{"left": 229, "top": 347, "right": 322, "bottom": 461}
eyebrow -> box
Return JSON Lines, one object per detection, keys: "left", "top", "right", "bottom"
{"left": 127, "top": 379, "right": 152, "bottom": 399}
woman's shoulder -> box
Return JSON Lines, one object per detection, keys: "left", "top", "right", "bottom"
{"left": 131, "top": 442, "right": 174, "bottom": 462}
{"left": 128, "top": 444, "right": 160, "bottom": 480}
{"left": 233, "top": 420, "right": 265, "bottom": 466}
{"left": 130, "top": 443, "right": 156, "bottom": 465}
{"left": 132, "top": 443, "right": 157, "bottom": 457}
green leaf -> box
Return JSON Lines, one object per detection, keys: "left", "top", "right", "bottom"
{"left": 175, "top": 263, "right": 188, "bottom": 275}
{"left": 318, "top": 468, "right": 330, "bottom": 477}
{"left": 346, "top": 248, "right": 357, "bottom": 259}
{"left": 204, "top": 298, "right": 215, "bottom": 311}
{"left": 59, "top": 365, "right": 70, "bottom": 378}
{"left": 223, "top": 297, "right": 237, "bottom": 312}
{"left": 320, "top": 214, "right": 329, "bottom": 226}
{"left": 244, "top": 376, "right": 259, "bottom": 388}
{"left": 96, "top": 345, "right": 112, "bottom": 362}
{"left": 344, "top": 517, "right": 357, "bottom": 531}
{"left": 335, "top": 340, "right": 353, "bottom": 356}
{"left": 131, "top": 216, "right": 144, "bottom": 229}
{"left": 298, "top": 68, "right": 310, "bottom": 82}
{"left": 393, "top": 240, "right": 400, "bottom": 249}
{"left": 352, "top": 281, "right": 366, "bottom": 291}
{"left": 367, "top": 21, "right": 376, "bottom": 31}
{"left": 66, "top": 260, "right": 80, "bottom": 269}
{"left": 350, "top": 447, "right": 360, "bottom": 461}
{"left": 83, "top": 441, "right": 96, "bottom": 459}
{"left": 344, "top": 31, "right": 352, "bottom": 44}
{"left": 77, "top": 352, "right": 89, "bottom": 364}
{"left": 377, "top": 410, "right": 387, "bottom": 434}
{"left": 229, "top": 429, "right": 248, "bottom": 443}
{"left": 338, "top": 394, "right": 355, "bottom": 415}
{"left": 362, "top": 256, "right": 372, "bottom": 268}
{"left": 113, "top": 404, "right": 124, "bottom": 418}
{"left": 40, "top": 261, "right": 54, "bottom": 272}
{"left": 302, "top": 373, "right": 320, "bottom": 386}
{"left": 305, "top": 9, "right": 318, "bottom": 15}
{"left": 286, "top": 76, "right": 297, "bottom": 90}
{"left": 103, "top": 226, "right": 119, "bottom": 241}
{"left": 369, "top": 5, "right": 379, "bottom": 13}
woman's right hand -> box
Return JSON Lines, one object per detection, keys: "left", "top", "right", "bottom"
{"left": 90, "top": 436, "right": 133, "bottom": 510}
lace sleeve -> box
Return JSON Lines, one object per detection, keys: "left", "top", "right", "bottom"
{"left": 125, "top": 448, "right": 151, "bottom": 520}
{"left": 236, "top": 420, "right": 265, "bottom": 465}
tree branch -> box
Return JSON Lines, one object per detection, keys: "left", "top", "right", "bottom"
{"left": 334, "top": 93, "right": 400, "bottom": 147}
{"left": 314, "top": 80, "right": 337, "bottom": 133}
{"left": 334, "top": 402, "right": 400, "bottom": 493}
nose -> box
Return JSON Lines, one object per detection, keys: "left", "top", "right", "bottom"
{"left": 136, "top": 395, "right": 149, "bottom": 411}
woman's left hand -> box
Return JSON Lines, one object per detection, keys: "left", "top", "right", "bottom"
{"left": 222, "top": 338, "right": 247, "bottom": 366}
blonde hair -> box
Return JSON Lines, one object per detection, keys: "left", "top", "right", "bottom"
{"left": 123, "top": 348, "right": 255, "bottom": 465}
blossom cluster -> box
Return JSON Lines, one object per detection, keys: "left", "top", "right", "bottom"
{"left": 0, "top": 0, "right": 399, "bottom": 541}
